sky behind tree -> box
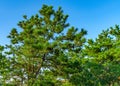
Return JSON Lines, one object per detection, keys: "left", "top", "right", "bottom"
{"left": 0, "top": 0, "right": 120, "bottom": 45}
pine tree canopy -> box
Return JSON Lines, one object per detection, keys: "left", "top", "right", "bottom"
{"left": 0, "top": 5, "right": 120, "bottom": 86}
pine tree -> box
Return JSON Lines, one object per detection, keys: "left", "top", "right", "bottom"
{"left": 6, "top": 5, "right": 87, "bottom": 85}
{"left": 84, "top": 25, "right": 120, "bottom": 85}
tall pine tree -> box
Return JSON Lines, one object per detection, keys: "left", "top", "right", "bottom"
{"left": 6, "top": 5, "right": 87, "bottom": 85}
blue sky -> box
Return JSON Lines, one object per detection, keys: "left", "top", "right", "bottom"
{"left": 0, "top": 0, "right": 120, "bottom": 45}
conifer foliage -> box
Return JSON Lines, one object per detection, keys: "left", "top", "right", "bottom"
{"left": 4, "top": 5, "right": 87, "bottom": 85}
{"left": 0, "top": 5, "right": 120, "bottom": 86}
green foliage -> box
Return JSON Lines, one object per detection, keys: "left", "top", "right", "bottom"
{"left": 1, "top": 5, "right": 120, "bottom": 86}
{"left": 83, "top": 25, "right": 120, "bottom": 85}
{"left": 3, "top": 5, "right": 86, "bottom": 85}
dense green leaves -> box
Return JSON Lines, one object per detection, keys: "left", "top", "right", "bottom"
{"left": 1, "top": 5, "right": 120, "bottom": 86}
{"left": 3, "top": 5, "right": 87, "bottom": 85}
{"left": 83, "top": 25, "right": 120, "bottom": 85}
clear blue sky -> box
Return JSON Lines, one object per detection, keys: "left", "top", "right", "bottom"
{"left": 0, "top": 0, "right": 120, "bottom": 45}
